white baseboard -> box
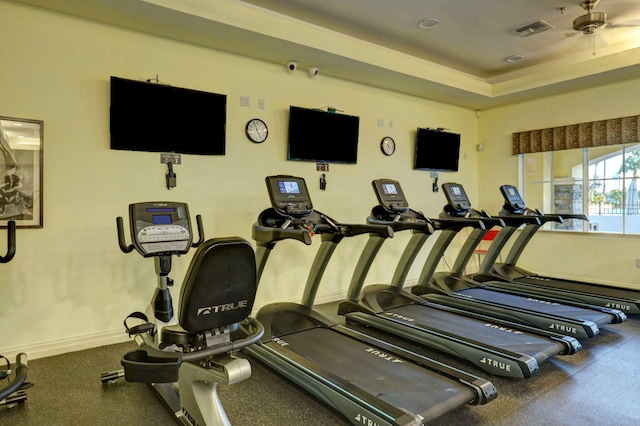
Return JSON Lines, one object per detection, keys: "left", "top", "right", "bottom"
{"left": 1, "top": 287, "right": 365, "bottom": 361}
{"left": 2, "top": 329, "right": 130, "bottom": 361}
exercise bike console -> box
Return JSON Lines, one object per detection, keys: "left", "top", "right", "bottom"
{"left": 119, "top": 202, "right": 203, "bottom": 257}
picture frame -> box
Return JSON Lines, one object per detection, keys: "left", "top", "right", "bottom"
{"left": 0, "top": 116, "right": 43, "bottom": 228}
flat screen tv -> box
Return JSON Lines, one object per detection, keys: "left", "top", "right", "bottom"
{"left": 414, "top": 128, "right": 461, "bottom": 172}
{"left": 287, "top": 106, "right": 359, "bottom": 164}
{"left": 110, "top": 76, "right": 226, "bottom": 155}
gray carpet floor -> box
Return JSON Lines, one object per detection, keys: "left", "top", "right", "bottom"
{"left": 1, "top": 302, "right": 639, "bottom": 425}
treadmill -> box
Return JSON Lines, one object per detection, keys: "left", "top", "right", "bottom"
{"left": 471, "top": 184, "right": 640, "bottom": 315}
{"left": 411, "top": 182, "right": 626, "bottom": 339}
{"left": 243, "top": 175, "right": 497, "bottom": 426}
{"left": 337, "top": 179, "right": 580, "bottom": 379}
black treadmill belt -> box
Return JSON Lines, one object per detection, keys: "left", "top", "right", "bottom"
{"left": 458, "top": 288, "right": 611, "bottom": 325}
{"left": 516, "top": 276, "right": 640, "bottom": 302}
{"left": 276, "top": 327, "right": 475, "bottom": 419}
{"left": 386, "top": 305, "right": 563, "bottom": 360}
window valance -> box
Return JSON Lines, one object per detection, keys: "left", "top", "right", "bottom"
{"left": 512, "top": 114, "right": 640, "bottom": 155}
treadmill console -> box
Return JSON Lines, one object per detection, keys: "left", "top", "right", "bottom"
{"left": 266, "top": 175, "right": 313, "bottom": 216}
{"left": 442, "top": 182, "right": 472, "bottom": 214}
{"left": 128, "top": 202, "right": 193, "bottom": 257}
{"left": 372, "top": 179, "right": 409, "bottom": 213}
{"left": 500, "top": 185, "right": 526, "bottom": 214}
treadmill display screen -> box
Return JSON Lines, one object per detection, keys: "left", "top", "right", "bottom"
{"left": 266, "top": 175, "right": 313, "bottom": 216}
{"left": 501, "top": 185, "right": 525, "bottom": 207}
{"left": 381, "top": 183, "right": 398, "bottom": 195}
{"left": 278, "top": 181, "right": 300, "bottom": 194}
{"left": 372, "top": 179, "right": 409, "bottom": 212}
{"left": 442, "top": 183, "right": 472, "bottom": 211}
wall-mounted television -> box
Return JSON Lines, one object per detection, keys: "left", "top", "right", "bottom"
{"left": 287, "top": 106, "right": 359, "bottom": 164}
{"left": 414, "top": 128, "right": 461, "bottom": 172}
{"left": 110, "top": 76, "right": 227, "bottom": 155}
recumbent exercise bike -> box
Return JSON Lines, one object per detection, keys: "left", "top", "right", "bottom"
{"left": 101, "top": 202, "right": 263, "bottom": 426}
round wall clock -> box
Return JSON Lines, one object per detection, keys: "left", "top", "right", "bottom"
{"left": 380, "top": 136, "right": 396, "bottom": 156}
{"left": 245, "top": 118, "right": 268, "bottom": 143}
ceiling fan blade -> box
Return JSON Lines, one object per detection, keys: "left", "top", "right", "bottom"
{"left": 606, "top": 18, "right": 640, "bottom": 28}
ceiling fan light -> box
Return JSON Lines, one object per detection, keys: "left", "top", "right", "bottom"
{"left": 573, "top": 12, "right": 607, "bottom": 33}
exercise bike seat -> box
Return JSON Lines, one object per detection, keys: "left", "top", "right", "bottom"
{"left": 162, "top": 237, "right": 258, "bottom": 347}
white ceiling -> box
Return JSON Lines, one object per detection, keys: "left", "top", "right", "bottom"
{"left": 11, "top": 0, "right": 640, "bottom": 109}
{"left": 242, "top": 0, "right": 640, "bottom": 78}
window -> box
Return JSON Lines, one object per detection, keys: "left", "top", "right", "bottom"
{"left": 521, "top": 143, "right": 640, "bottom": 234}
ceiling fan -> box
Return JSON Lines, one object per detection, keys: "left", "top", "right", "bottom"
{"left": 572, "top": 0, "right": 607, "bottom": 35}
{"left": 571, "top": 0, "right": 640, "bottom": 34}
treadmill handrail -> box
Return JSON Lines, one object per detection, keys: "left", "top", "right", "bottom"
{"left": 338, "top": 222, "right": 394, "bottom": 238}
{"left": 252, "top": 223, "right": 313, "bottom": 246}
{"left": 497, "top": 214, "right": 542, "bottom": 226}
{"left": 431, "top": 217, "right": 486, "bottom": 232}
{"left": 368, "top": 215, "right": 434, "bottom": 233}
{"left": 478, "top": 216, "right": 506, "bottom": 228}
{"left": 556, "top": 213, "right": 589, "bottom": 221}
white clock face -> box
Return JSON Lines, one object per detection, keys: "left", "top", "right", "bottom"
{"left": 381, "top": 137, "right": 395, "bottom": 155}
{"left": 246, "top": 119, "right": 268, "bottom": 143}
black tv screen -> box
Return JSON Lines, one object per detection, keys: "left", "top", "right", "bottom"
{"left": 287, "top": 106, "right": 359, "bottom": 164}
{"left": 110, "top": 76, "right": 226, "bottom": 155}
{"left": 414, "top": 128, "right": 461, "bottom": 172}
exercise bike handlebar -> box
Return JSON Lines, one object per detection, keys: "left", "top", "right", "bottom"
{"left": 0, "top": 352, "right": 28, "bottom": 401}
{"left": 0, "top": 220, "right": 16, "bottom": 264}
{"left": 191, "top": 215, "right": 205, "bottom": 247}
{"left": 136, "top": 317, "right": 265, "bottom": 364}
{"left": 181, "top": 317, "right": 264, "bottom": 363}
{"left": 116, "top": 217, "right": 135, "bottom": 254}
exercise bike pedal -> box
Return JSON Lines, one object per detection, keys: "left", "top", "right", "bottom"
{"left": 124, "top": 312, "right": 155, "bottom": 337}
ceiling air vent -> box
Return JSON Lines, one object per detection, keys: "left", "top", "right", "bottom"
{"left": 514, "top": 20, "right": 555, "bottom": 37}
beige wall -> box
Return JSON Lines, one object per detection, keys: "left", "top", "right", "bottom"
{"left": 4, "top": 1, "right": 639, "bottom": 360}
{"left": 478, "top": 78, "right": 640, "bottom": 290}
{"left": 0, "top": 2, "right": 479, "bottom": 357}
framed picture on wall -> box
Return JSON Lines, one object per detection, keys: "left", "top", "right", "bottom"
{"left": 0, "top": 116, "right": 43, "bottom": 228}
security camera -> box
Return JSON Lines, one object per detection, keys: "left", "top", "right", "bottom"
{"left": 287, "top": 61, "right": 297, "bottom": 72}
{"left": 309, "top": 66, "right": 319, "bottom": 77}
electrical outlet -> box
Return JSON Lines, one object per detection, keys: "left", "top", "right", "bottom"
{"left": 377, "top": 118, "right": 384, "bottom": 127}
{"left": 240, "top": 95, "right": 250, "bottom": 107}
